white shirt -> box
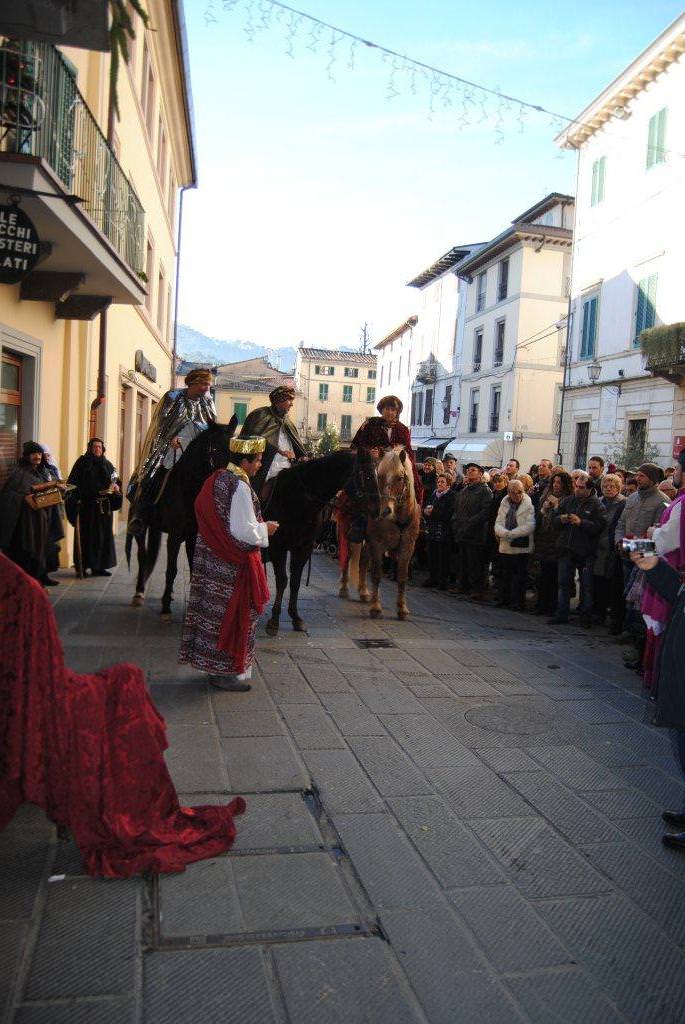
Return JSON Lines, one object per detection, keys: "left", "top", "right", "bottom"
{"left": 229, "top": 479, "right": 269, "bottom": 547}
{"left": 266, "top": 426, "right": 292, "bottom": 481}
{"left": 652, "top": 499, "right": 682, "bottom": 556}
{"left": 162, "top": 421, "right": 208, "bottom": 470}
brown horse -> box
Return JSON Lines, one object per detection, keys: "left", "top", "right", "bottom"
{"left": 362, "top": 449, "right": 421, "bottom": 619}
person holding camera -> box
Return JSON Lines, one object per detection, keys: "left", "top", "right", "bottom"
{"left": 422, "top": 473, "right": 456, "bottom": 590}
{"left": 630, "top": 549, "right": 685, "bottom": 851}
{"left": 549, "top": 471, "right": 607, "bottom": 626}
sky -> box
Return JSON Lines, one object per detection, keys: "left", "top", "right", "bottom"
{"left": 177, "top": 0, "right": 684, "bottom": 350}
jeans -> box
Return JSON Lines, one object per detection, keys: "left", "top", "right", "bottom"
{"left": 557, "top": 554, "right": 594, "bottom": 619}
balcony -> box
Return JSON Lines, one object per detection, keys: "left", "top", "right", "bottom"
{"left": 641, "top": 323, "right": 685, "bottom": 383}
{"left": 415, "top": 359, "right": 437, "bottom": 384}
{"left": 0, "top": 39, "right": 146, "bottom": 316}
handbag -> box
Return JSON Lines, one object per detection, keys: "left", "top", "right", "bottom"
{"left": 510, "top": 535, "right": 530, "bottom": 549}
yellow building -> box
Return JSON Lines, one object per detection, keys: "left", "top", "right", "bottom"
{"left": 0, "top": 2, "right": 195, "bottom": 560}
{"left": 295, "top": 346, "right": 377, "bottom": 445}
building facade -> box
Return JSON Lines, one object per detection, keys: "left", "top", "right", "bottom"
{"left": 0, "top": 1, "right": 196, "bottom": 560}
{"left": 374, "top": 316, "right": 417, "bottom": 426}
{"left": 445, "top": 194, "right": 573, "bottom": 470}
{"left": 294, "top": 346, "right": 377, "bottom": 445}
{"left": 556, "top": 15, "right": 685, "bottom": 470}
{"left": 405, "top": 246, "right": 477, "bottom": 457}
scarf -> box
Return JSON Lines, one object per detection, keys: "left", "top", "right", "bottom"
{"left": 504, "top": 500, "right": 519, "bottom": 531}
{"left": 194, "top": 470, "right": 270, "bottom": 673}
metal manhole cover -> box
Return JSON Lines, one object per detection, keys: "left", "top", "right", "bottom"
{"left": 353, "top": 639, "right": 397, "bottom": 649}
{"left": 465, "top": 704, "right": 555, "bottom": 735}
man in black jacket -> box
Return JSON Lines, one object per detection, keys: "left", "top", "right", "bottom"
{"left": 451, "top": 463, "right": 492, "bottom": 600}
{"left": 549, "top": 470, "right": 607, "bottom": 626}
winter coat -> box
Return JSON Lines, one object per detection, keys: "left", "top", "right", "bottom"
{"left": 647, "top": 559, "right": 685, "bottom": 732}
{"left": 451, "top": 482, "right": 493, "bottom": 545}
{"left": 425, "top": 488, "right": 456, "bottom": 542}
{"left": 553, "top": 493, "right": 607, "bottom": 560}
{"left": 494, "top": 494, "right": 536, "bottom": 555}
{"left": 615, "top": 486, "right": 668, "bottom": 556}
{"left": 534, "top": 493, "right": 564, "bottom": 562}
{"left": 593, "top": 495, "right": 626, "bottom": 578}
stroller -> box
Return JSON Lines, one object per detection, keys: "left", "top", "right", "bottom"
{"left": 314, "top": 501, "right": 339, "bottom": 559}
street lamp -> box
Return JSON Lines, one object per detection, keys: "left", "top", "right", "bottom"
{"left": 587, "top": 360, "right": 602, "bottom": 384}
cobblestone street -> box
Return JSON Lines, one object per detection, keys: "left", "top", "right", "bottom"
{"left": 3, "top": 546, "right": 685, "bottom": 1023}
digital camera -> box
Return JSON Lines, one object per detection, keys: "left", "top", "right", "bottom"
{"left": 621, "top": 538, "right": 656, "bottom": 554}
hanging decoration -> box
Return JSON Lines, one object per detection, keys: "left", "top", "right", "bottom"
{"left": 203, "top": 0, "right": 575, "bottom": 143}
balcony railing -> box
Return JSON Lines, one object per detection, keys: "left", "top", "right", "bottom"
{"left": 0, "top": 39, "right": 145, "bottom": 274}
{"left": 641, "top": 323, "right": 685, "bottom": 382}
{"left": 415, "top": 359, "right": 437, "bottom": 384}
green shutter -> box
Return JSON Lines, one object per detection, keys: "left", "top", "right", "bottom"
{"left": 581, "top": 296, "right": 598, "bottom": 359}
{"left": 598, "top": 157, "right": 606, "bottom": 202}
{"left": 647, "top": 109, "right": 667, "bottom": 168}
{"left": 591, "top": 161, "right": 598, "bottom": 205}
{"left": 635, "top": 274, "right": 658, "bottom": 344}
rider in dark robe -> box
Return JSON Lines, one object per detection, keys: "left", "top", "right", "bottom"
{"left": 66, "top": 439, "right": 122, "bottom": 577}
{"left": 127, "top": 368, "right": 216, "bottom": 536}
{"left": 239, "top": 385, "right": 306, "bottom": 497}
{"left": 351, "top": 395, "right": 423, "bottom": 504}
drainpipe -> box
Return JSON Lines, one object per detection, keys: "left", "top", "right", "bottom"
{"left": 90, "top": 82, "right": 117, "bottom": 434}
{"left": 171, "top": 185, "right": 190, "bottom": 388}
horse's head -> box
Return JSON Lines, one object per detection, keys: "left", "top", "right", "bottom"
{"left": 183, "top": 416, "right": 238, "bottom": 477}
{"left": 377, "top": 448, "right": 414, "bottom": 519}
{"left": 351, "top": 448, "right": 381, "bottom": 518}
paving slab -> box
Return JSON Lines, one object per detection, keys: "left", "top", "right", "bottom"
{"left": 165, "top": 724, "right": 230, "bottom": 793}
{"left": 232, "top": 852, "right": 358, "bottom": 931}
{"left": 502, "top": 770, "right": 623, "bottom": 843}
{"left": 303, "top": 750, "right": 385, "bottom": 813}
{"left": 319, "top": 693, "right": 387, "bottom": 736}
{"left": 13, "top": 1000, "right": 135, "bottom": 1024}
{"left": 388, "top": 796, "right": 506, "bottom": 888}
{"left": 230, "top": 792, "right": 324, "bottom": 850}
{"left": 144, "top": 948, "right": 278, "bottom": 1024}
{"left": 346, "top": 736, "right": 433, "bottom": 796}
{"left": 426, "top": 764, "right": 536, "bottom": 819}
{"left": 381, "top": 714, "right": 483, "bottom": 768}
{"left": 223, "top": 735, "right": 309, "bottom": 792}
{"left": 24, "top": 880, "right": 139, "bottom": 1000}
{"left": 273, "top": 938, "right": 422, "bottom": 1024}
{"left": 158, "top": 857, "right": 242, "bottom": 938}
{"left": 448, "top": 885, "right": 573, "bottom": 972}
{"left": 279, "top": 705, "right": 345, "bottom": 749}
{"left": 0, "top": 828, "right": 52, "bottom": 920}
{"left": 536, "top": 894, "right": 685, "bottom": 1023}
{"left": 380, "top": 903, "right": 525, "bottom": 1023}
{"left": 506, "top": 968, "right": 627, "bottom": 1024}
{"left": 468, "top": 816, "right": 612, "bottom": 898}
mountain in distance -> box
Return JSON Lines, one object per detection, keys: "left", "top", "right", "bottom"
{"left": 177, "top": 325, "right": 360, "bottom": 373}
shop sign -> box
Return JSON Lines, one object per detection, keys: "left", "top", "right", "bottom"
{"left": 0, "top": 204, "right": 40, "bottom": 284}
{"left": 135, "top": 349, "right": 157, "bottom": 383}
{"left": 673, "top": 435, "right": 685, "bottom": 459}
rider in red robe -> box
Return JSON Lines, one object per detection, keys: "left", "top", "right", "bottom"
{"left": 351, "top": 395, "right": 423, "bottom": 503}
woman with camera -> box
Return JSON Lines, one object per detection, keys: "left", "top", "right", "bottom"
{"left": 630, "top": 548, "right": 685, "bottom": 852}
{"left": 0, "top": 441, "right": 65, "bottom": 585}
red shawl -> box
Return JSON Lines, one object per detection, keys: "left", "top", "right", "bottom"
{"left": 0, "top": 554, "right": 245, "bottom": 877}
{"left": 194, "top": 469, "right": 270, "bottom": 674}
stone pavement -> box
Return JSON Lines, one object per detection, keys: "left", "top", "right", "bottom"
{"left": 3, "top": 545, "right": 685, "bottom": 1023}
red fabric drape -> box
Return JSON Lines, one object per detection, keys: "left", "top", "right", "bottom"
{"left": 194, "top": 469, "right": 270, "bottom": 674}
{"left": 0, "top": 554, "right": 245, "bottom": 877}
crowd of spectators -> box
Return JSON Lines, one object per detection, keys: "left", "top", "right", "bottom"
{"left": 418, "top": 450, "right": 685, "bottom": 682}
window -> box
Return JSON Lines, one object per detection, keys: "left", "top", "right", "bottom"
{"left": 591, "top": 156, "right": 606, "bottom": 205}
{"left": 379, "top": 365, "right": 384, "bottom": 388}
{"left": 574, "top": 421, "right": 590, "bottom": 470}
{"left": 233, "top": 402, "right": 247, "bottom": 425}
{"left": 118, "top": 386, "right": 128, "bottom": 483}
{"left": 368, "top": 369, "right": 376, "bottom": 379}
{"left": 157, "top": 266, "right": 166, "bottom": 334}
{"left": 579, "top": 295, "right": 598, "bottom": 360}
{"left": 168, "top": 173, "right": 176, "bottom": 227}
{"left": 423, "top": 388, "right": 433, "bottom": 426}
{"left": 344, "top": 367, "right": 358, "bottom": 378}
{"left": 634, "top": 273, "right": 657, "bottom": 344}
{"left": 628, "top": 418, "right": 647, "bottom": 454}
{"left": 157, "top": 117, "right": 168, "bottom": 188}
{"left": 343, "top": 385, "right": 353, "bottom": 403}
{"left": 469, "top": 389, "right": 479, "bottom": 434}
{"left": 647, "top": 108, "right": 667, "bottom": 169}
{"left": 497, "top": 258, "right": 509, "bottom": 302}
{"left": 476, "top": 271, "right": 486, "bottom": 312}
{"left": 135, "top": 392, "right": 146, "bottom": 463}
{"left": 318, "top": 383, "right": 329, "bottom": 401}
{"left": 317, "top": 412, "right": 327, "bottom": 432}
{"left": 340, "top": 414, "right": 352, "bottom": 439}
{"left": 473, "top": 328, "right": 483, "bottom": 372}
{"left": 410, "top": 392, "right": 416, "bottom": 425}
{"left": 489, "top": 386, "right": 501, "bottom": 433}
{"left": 144, "top": 235, "right": 154, "bottom": 314}
{"left": 398, "top": 356, "right": 402, "bottom": 379}
{"left": 442, "top": 384, "right": 452, "bottom": 426}
{"left": 141, "top": 40, "right": 156, "bottom": 139}
{"left": 0, "top": 351, "right": 22, "bottom": 486}
{"left": 417, "top": 392, "right": 423, "bottom": 425}
{"left": 366, "top": 386, "right": 375, "bottom": 403}
{"left": 388, "top": 363, "right": 392, "bottom": 385}
{"left": 494, "top": 320, "right": 505, "bottom": 366}
{"left": 315, "top": 364, "right": 334, "bottom": 376}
